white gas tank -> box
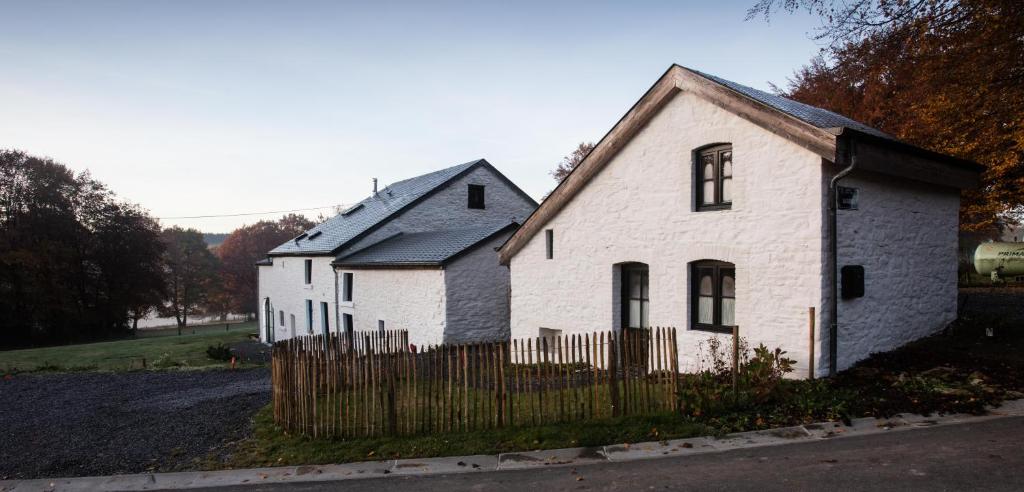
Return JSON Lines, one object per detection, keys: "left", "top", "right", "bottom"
{"left": 974, "top": 242, "right": 1024, "bottom": 278}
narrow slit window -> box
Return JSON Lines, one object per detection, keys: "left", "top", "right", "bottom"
{"left": 378, "top": 320, "right": 385, "bottom": 334}
{"left": 320, "top": 302, "right": 329, "bottom": 335}
{"left": 342, "top": 272, "right": 353, "bottom": 302}
{"left": 305, "top": 300, "right": 314, "bottom": 334}
{"left": 545, "top": 229, "right": 554, "bottom": 259}
{"left": 304, "top": 259, "right": 312, "bottom": 284}
{"left": 342, "top": 313, "right": 353, "bottom": 337}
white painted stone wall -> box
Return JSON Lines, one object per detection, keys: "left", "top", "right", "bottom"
{"left": 257, "top": 256, "right": 338, "bottom": 344}
{"left": 509, "top": 91, "right": 826, "bottom": 374}
{"left": 338, "top": 165, "right": 536, "bottom": 257}
{"left": 336, "top": 268, "right": 447, "bottom": 349}
{"left": 832, "top": 171, "right": 960, "bottom": 370}
{"left": 443, "top": 231, "right": 514, "bottom": 344}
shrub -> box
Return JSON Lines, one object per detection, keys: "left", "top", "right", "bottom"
{"left": 206, "top": 343, "right": 233, "bottom": 362}
{"left": 677, "top": 337, "right": 795, "bottom": 418}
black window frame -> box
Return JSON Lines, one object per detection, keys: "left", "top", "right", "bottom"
{"left": 304, "top": 259, "right": 312, "bottom": 284}
{"left": 468, "top": 184, "right": 485, "bottom": 209}
{"left": 342, "top": 272, "right": 353, "bottom": 302}
{"left": 620, "top": 263, "right": 650, "bottom": 330}
{"left": 545, "top": 229, "right": 554, "bottom": 259}
{"left": 342, "top": 313, "right": 354, "bottom": 337}
{"left": 690, "top": 260, "right": 736, "bottom": 333}
{"left": 696, "top": 144, "right": 733, "bottom": 211}
{"left": 279, "top": 310, "right": 284, "bottom": 327}
{"left": 305, "top": 299, "right": 314, "bottom": 334}
{"left": 320, "top": 301, "right": 330, "bottom": 335}
{"left": 378, "top": 320, "right": 385, "bottom": 334}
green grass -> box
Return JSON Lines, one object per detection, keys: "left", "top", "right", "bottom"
{"left": 211, "top": 404, "right": 709, "bottom": 470}
{"left": 0, "top": 321, "right": 260, "bottom": 373}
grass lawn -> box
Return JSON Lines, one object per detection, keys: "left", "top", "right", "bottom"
{"left": 0, "top": 321, "right": 260, "bottom": 373}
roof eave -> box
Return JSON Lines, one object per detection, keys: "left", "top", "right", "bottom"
{"left": 498, "top": 64, "right": 839, "bottom": 265}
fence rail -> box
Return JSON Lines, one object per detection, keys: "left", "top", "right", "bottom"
{"left": 272, "top": 327, "right": 680, "bottom": 438}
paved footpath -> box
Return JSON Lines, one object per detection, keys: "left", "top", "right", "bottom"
{"left": 5, "top": 400, "right": 1024, "bottom": 491}
{"left": 202, "top": 416, "right": 1024, "bottom": 492}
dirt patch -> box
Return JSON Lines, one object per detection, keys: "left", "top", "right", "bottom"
{"left": 0, "top": 368, "right": 269, "bottom": 479}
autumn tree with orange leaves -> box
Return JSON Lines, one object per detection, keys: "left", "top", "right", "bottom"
{"left": 215, "top": 214, "right": 316, "bottom": 316}
{"left": 750, "top": 0, "right": 1024, "bottom": 232}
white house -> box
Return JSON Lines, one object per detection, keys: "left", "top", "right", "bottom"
{"left": 258, "top": 159, "right": 537, "bottom": 348}
{"left": 498, "top": 65, "right": 983, "bottom": 377}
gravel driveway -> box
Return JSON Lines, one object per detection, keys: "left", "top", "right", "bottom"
{"left": 0, "top": 368, "right": 269, "bottom": 479}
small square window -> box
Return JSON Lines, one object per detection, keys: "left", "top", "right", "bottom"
{"left": 468, "top": 184, "right": 485, "bottom": 209}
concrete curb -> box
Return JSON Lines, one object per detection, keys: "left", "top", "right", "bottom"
{"left": 5, "top": 399, "right": 1023, "bottom": 491}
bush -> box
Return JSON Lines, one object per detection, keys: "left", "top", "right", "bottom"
{"left": 206, "top": 343, "right": 233, "bottom": 362}
{"left": 677, "top": 337, "right": 795, "bottom": 418}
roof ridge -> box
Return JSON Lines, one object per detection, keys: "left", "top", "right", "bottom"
{"left": 269, "top": 159, "right": 486, "bottom": 256}
{"left": 676, "top": 65, "right": 894, "bottom": 140}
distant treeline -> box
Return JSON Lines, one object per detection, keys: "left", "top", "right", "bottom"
{"left": 203, "top": 233, "right": 229, "bottom": 248}
{"left": 0, "top": 149, "right": 316, "bottom": 349}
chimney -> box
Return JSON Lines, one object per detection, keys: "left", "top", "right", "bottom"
{"left": 372, "top": 178, "right": 378, "bottom": 194}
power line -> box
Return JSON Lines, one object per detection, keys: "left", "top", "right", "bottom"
{"left": 158, "top": 204, "right": 344, "bottom": 220}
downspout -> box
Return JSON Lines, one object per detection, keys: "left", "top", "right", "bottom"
{"left": 828, "top": 138, "right": 857, "bottom": 376}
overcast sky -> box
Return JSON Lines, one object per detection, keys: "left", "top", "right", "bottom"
{"left": 1, "top": 0, "right": 825, "bottom": 232}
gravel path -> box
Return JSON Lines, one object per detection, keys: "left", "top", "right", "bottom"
{"left": 0, "top": 368, "right": 269, "bottom": 479}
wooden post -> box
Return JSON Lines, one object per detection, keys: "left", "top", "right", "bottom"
{"left": 609, "top": 332, "right": 620, "bottom": 417}
{"left": 731, "top": 325, "right": 739, "bottom": 402}
{"left": 808, "top": 307, "right": 816, "bottom": 380}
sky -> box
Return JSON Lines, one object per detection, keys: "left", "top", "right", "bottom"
{"left": 0, "top": 0, "right": 827, "bottom": 232}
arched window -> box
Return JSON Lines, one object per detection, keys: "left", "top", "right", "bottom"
{"left": 691, "top": 260, "right": 735, "bottom": 333}
{"left": 696, "top": 144, "right": 733, "bottom": 210}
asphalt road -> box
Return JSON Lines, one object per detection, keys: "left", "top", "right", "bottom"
{"left": 193, "top": 416, "right": 1024, "bottom": 492}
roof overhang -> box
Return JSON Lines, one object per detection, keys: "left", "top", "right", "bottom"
{"left": 497, "top": 64, "right": 983, "bottom": 265}
{"left": 838, "top": 128, "right": 983, "bottom": 189}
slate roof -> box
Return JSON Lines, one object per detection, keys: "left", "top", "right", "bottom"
{"left": 686, "top": 67, "right": 894, "bottom": 141}
{"left": 269, "top": 160, "right": 483, "bottom": 255}
{"left": 333, "top": 222, "right": 518, "bottom": 267}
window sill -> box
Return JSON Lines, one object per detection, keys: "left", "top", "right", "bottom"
{"left": 690, "top": 324, "right": 735, "bottom": 334}
{"left": 696, "top": 204, "right": 733, "bottom": 212}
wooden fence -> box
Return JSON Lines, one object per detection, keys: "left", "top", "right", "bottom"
{"left": 271, "top": 327, "right": 680, "bottom": 438}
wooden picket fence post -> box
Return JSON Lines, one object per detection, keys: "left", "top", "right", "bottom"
{"left": 271, "top": 327, "right": 682, "bottom": 438}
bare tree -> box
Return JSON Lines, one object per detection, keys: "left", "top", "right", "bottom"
{"left": 550, "top": 141, "right": 596, "bottom": 184}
